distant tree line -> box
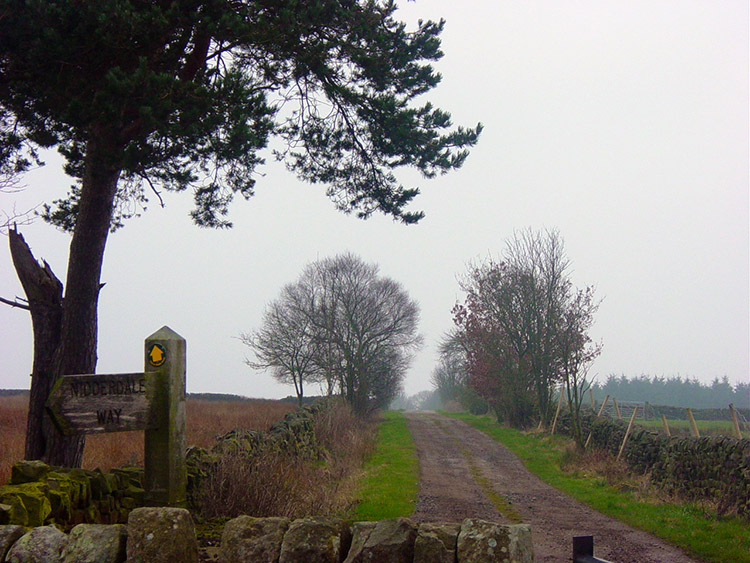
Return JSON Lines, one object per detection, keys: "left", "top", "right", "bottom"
{"left": 390, "top": 389, "right": 443, "bottom": 411}
{"left": 591, "top": 374, "right": 750, "bottom": 410}
{"left": 187, "top": 393, "right": 254, "bottom": 402}
{"left": 241, "top": 253, "right": 422, "bottom": 415}
{"left": 0, "top": 389, "right": 29, "bottom": 397}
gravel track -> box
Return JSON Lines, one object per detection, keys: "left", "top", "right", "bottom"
{"left": 404, "top": 411, "right": 704, "bottom": 563}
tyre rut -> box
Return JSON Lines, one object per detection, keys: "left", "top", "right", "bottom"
{"left": 403, "top": 411, "right": 704, "bottom": 563}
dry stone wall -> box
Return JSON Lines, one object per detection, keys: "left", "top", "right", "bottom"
{"left": 556, "top": 411, "right": 750, "bottom": 517}
{"left": 0, "top": 461, "right": 144, "bottom": 529}
{"left": 0, "top": 402, "right": 326, "bottom": 529}
{"left": 0, "top": 510, "right": 533, "bottom": 563}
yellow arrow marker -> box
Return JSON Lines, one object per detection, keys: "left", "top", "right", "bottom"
{"left": 148, "top": 344, "right": 166, "bottom": 367}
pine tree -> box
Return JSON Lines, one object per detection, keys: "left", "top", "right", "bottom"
{"left": 1, "top": 0, "right": 480, "bottom": 466}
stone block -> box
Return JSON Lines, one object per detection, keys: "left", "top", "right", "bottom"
{"left": 65, "top": 469, "right": 93, "bottom": 507}
{"left": 126, "top": 507, "right": 198, "bottom": 563}
{"left": 343, "top": 517, "right": 417, "bottom": 563}
{"left": 90, "top": 470, "right": 114, "bottom": 499}
{"left": 414, "top": 522, "right": 460, "bottom": 563}
{"left": 5, "top": 525, "right": 67, "bottom": 563}
{"left": 0, "top": 525, "right": 25, "bottom": 561}
{"left": 123, "top": 485, "right": 145, "bottom": 507}
{"left": 0, "top": 504, "right": 11, "bottom": 525}
{"left": 46, "top": 487, "right": 72, "bottom": 522}
{"left": 10, "top": 461, "right": 51, "bottom": 485}
{"left": 0, "top": 484, "right": 52, "bottom": 527}
{"left": 47, "top": 474, "right": 80, "bottom": 507}
{"left": 61, "top": 523, "right": 127, "bottom": 563}
{"left": 279, "top": 518, "right": 351, "bottom": 563}
{"left": 0, "top": 500, "right": 26, "bottom": 527}
{"left": 219, "top": 516, "right": 290, "bottom": 563}
{"left": 345, "top": 522, "right": 376, "bottom": 560}
{"left": 84, "top": 502, "right": 101, "bottom": 523}
{"left": 112, "top": 467, "right": 144, "bottom": 490}
{"left": 456, "top": 519, "right": 533, "bottom": 563}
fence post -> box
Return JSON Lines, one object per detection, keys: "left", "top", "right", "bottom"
{"left": 686, "top": 408, "right": 700, "bottom": 438}
{"left": 613, "top": 398, "right": 621, "bottom": 419}
{"left": 661, "top": 414, "right": 671, "bottom": 437}
{"left": 144, "top": 326, "right": 187, "bottom": 507}
{"left": 584, "top": 395, "right": 609, "bottom": 449}
{"left": 589, "top": 388, "right": 595, "bottom": 411}
{"left": 551, "top": 385, "right": 565, "bottom": 435}
{"left": 729, "top": 403, "right": 743, "bottom": 439}
{"left": 616, "top": 406, "right": 638, "bottom": 462}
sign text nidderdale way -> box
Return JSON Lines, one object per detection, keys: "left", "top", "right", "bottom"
{"left": 45, "top": 326, "right": 187, "bottom": 507}
{"left": 47, "top": 372, "right": 153, "bottom": 434}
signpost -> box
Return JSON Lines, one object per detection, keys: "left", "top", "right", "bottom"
{"left": 46, "top": 326, "right": 187, "bottom": 507}
{"left": 46, "top": 372, "right": 155, "bottom": 434}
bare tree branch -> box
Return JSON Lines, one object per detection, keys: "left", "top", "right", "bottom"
{"left": 0, "top": 295, "right": 30, "bottom": 310}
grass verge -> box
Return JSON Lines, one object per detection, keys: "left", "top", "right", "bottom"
{"left": 446, "top": 411, "right": 750, "bottom": 563}
{"left": 352, "top": 410, "right": 419, "bottom": 521}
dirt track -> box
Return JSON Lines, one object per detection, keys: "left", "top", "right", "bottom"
{"left": 404, "top": 411, "right": 704, "bottom": 563}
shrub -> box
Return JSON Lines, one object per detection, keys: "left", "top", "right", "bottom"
{"left": 194, "top": 400, "right": 376, "bottom": 520}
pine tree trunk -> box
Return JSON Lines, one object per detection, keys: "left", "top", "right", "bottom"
{"left": 11, "top": 125, "right": 123, "bottom": 467}
{"left": 9, "top": 229, "right": 63, "bottom": 461}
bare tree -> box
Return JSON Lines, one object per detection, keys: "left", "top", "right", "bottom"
{"left": 304, "top": 253, "right": 422, "bottom": 414}
{"left": 243, "top": 253, "right": 422, "bottom": 414}
{"left": 454, "top": 228, "right": 601, "bottom": 428}
{"left": 504, "top": 228, "right": 572, "bottom": 424}
{"left": 431, "top": 330, "right": 469, "bottom": 404}
{"left": 239, "top": 282, "right": 321, "bottom": 406}
{"left": 559, "top": 287, "right": 602, "bottom": 447}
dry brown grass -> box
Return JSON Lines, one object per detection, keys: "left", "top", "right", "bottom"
{"left": 0, "top": 394, "right": 295, "bottom": 484}
{"left": 0, "top": 394, "right": 29, "bottom": 485}
{"left": 196, "top": 400, "right": 376, "bottom": 520}
{"left": 186, "top": 398, "right": 295, "bottom": 449}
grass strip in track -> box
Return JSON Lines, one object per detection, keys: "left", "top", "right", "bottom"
{"left": 353, "top": 410, "right": 419, "bottom": 521}
{"left": 446, "top": 411, "right": 750, "bottom": 563}
{"left": 433, "top": 417, "right": 522, "bottom": 523}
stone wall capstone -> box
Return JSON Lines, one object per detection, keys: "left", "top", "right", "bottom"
{"left": 0, "top": 514, "right": 534, "bottom": 563}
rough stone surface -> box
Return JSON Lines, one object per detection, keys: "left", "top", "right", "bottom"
{"left": 456, "top": 519, "right": 533, "bottom": 563}
{"left": 126, "top": 507, "right": 197, "bottom": 563}
{"left": 0, "top": 502, "right": 24, "bottom": 527}
{"left": 344, "top": 521, "right": 376, "bottom": 562}
{"left": 343, "top": 517, "right": 417, "bottom": 563}
{"left": 0, "top": 484, "right": 52, "bottom": 527}
{"left": 413, "top": 522, "right": 460, "bottom": 563}
{"left": 0, "top": 525, "right": 25, "bottom": 561}
{"left": 6, "top": 525, "right": 67, "bottom": 563}
{"left": 279, "top": 518, "right": 351, "bottom": 563}
{"left": 61, "top": 523, "right": 127, "bottom": 563}
{"left": 219, "top": 516, "right": 290, "bottom": 563}
{"left": 10, "top": 461, "right": 51, "bottom": 485}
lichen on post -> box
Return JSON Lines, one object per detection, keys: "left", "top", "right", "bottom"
{"left": 144, "top": 327, "right": 187, "bottom": 507}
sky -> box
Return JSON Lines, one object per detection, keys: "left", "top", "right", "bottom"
{"left": 1, "top": 0, "right": 748, "bottom": 400}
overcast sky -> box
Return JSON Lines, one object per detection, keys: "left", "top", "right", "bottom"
{"left": 1, "top": 0, "right": 748, "bottom": 399}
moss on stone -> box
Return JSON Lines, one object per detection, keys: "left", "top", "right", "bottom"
{"left": 10, "top": 460, "right": 51, "bottom": 485}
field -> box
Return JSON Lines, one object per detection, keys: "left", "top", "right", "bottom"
{"left": 0, "top": 393, "right": 295, "bottom": 485}
{"left": 635, "top": 418, "right": 749, "bottom": 438}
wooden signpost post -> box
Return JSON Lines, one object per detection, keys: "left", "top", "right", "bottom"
{"left": 46, "top": 326, "right": 187, "bottom": 507}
